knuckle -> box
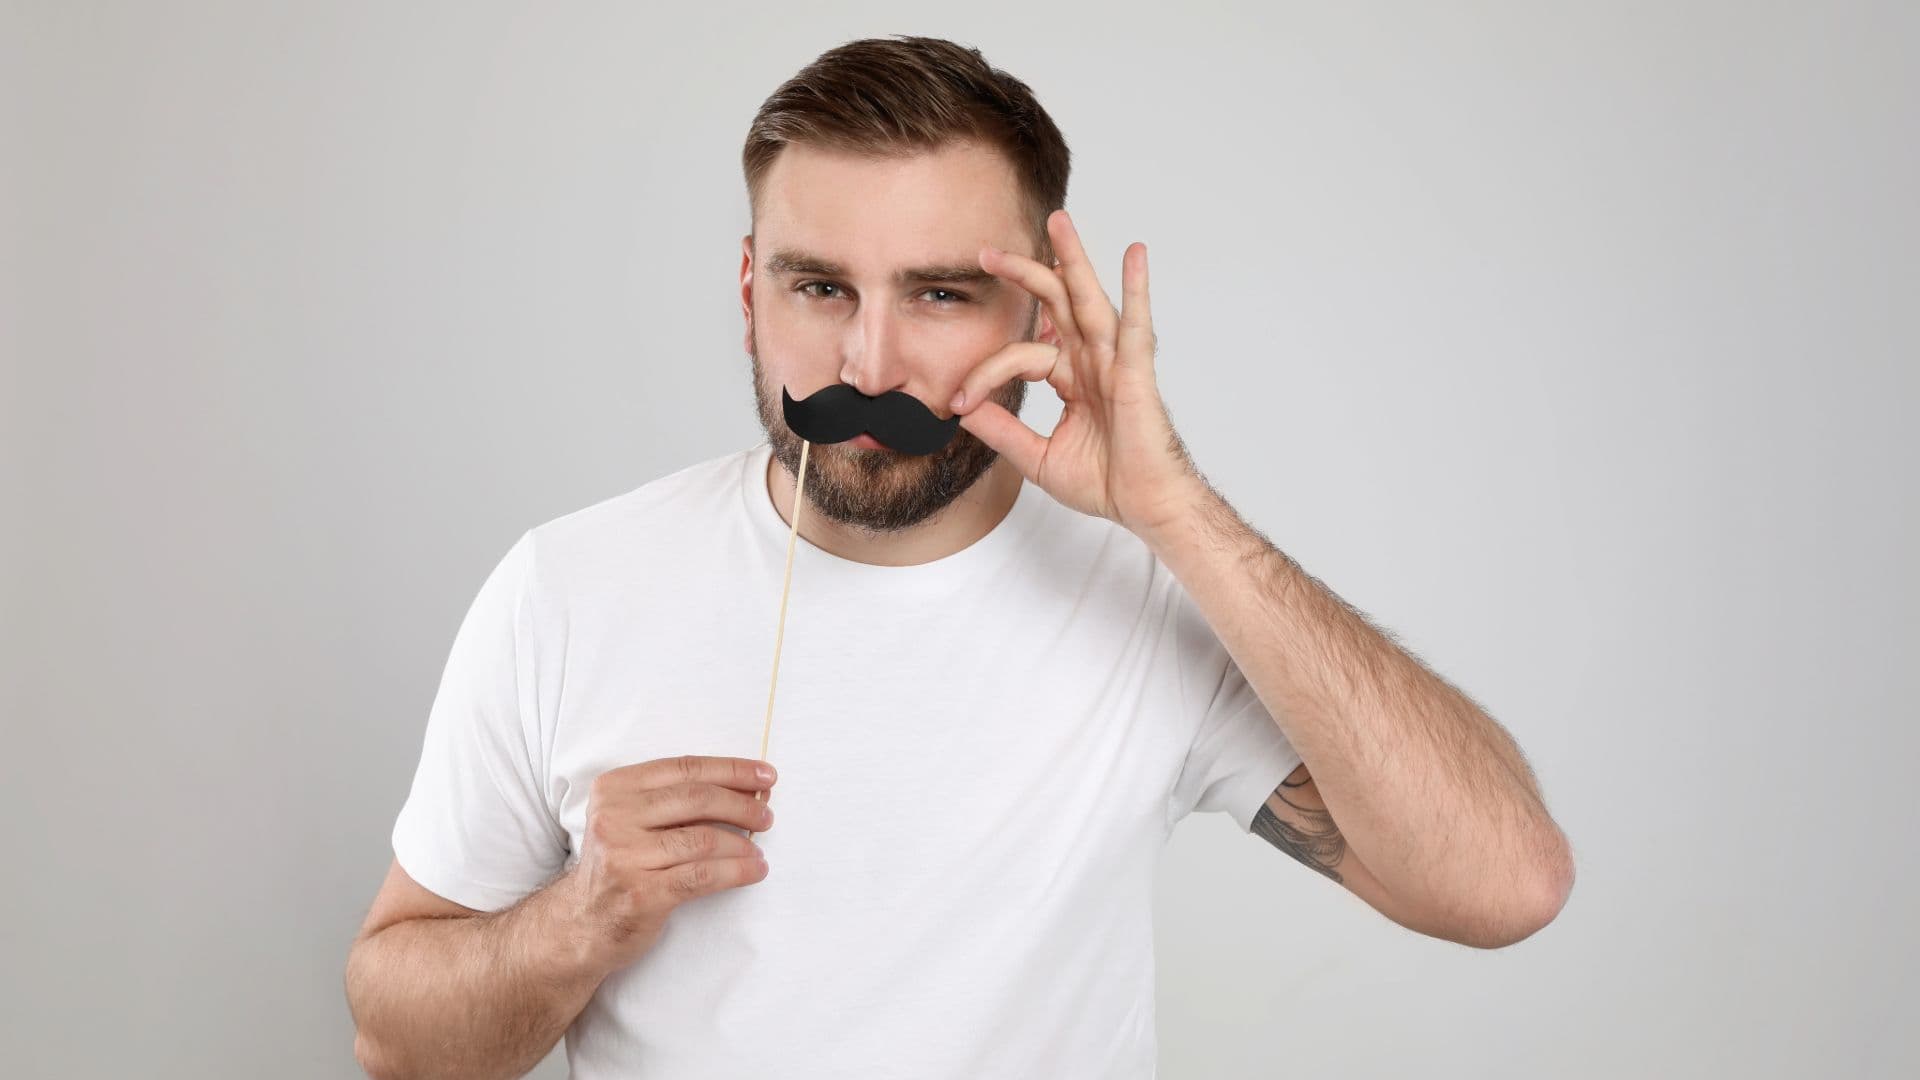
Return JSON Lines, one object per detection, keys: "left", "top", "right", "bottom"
{"left": 657, "top": 826, "right": 687, "bottom": 859}
{"left": 586, "top": 813, "right": 614, "bottom": 847}
{"left": 652, "top": 781, "right": 706, "bottom": 819}
{"left": 635, "top": 784, "right": 664, "bottom": 817}
{"left": 672, "top": 861, "right": 713, "bottom": 899}
{"left": 668, "top": 826, "right": 711, "bottom": 860}
{"left": 676, "top": 780, "right": 710, "bottom": 810}
{"left": 673, "top": 754, "right": 701, "bottom": 785}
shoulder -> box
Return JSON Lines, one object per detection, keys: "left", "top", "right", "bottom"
{"left": 516, "top": 444, "right": 756, "bottom": 594}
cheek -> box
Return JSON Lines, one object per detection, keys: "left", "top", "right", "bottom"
{"left": 756, "top": 289, "right": 814, "bottom": 330}
{"left": 753, "top": 300, "right": 838, "bottom": 362}
{"left": 937, "top": 306, "right": 1027, "bottom": 358}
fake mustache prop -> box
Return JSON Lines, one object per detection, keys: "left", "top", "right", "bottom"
{"left": 746, "top": 383, "right": 962, "bottom": 844}
{"left": 781, "top": 383, "right": 962, "bottom": 456}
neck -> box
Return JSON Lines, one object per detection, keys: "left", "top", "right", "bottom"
{"left": 763, "top": 448, "right": 1023, "bottom": 567}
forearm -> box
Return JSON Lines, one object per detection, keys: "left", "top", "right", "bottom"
{"left": 346, "top": 872, "right": 608, "bottom": 1080}
{"left": 1142, "top": 478, "right": 1572, "bottom": 928}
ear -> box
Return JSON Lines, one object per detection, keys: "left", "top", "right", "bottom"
{"left": 739, "top": 233, "right": 755, "bottom": 352}
{"left": 1033, "top": 301, "right": 1062, "bottom": 348}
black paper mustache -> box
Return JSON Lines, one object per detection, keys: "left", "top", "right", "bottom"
{"left": 781, "top": 383, "right": 962, "bottom": 456}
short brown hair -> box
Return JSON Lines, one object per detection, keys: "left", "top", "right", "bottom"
{"left": 742, "top": 35, "right": 1071, "bottom": 265}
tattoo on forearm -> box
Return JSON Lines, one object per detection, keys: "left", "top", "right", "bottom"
{"left": 1251, "top": 775, "right": 1346, "bottom": 884}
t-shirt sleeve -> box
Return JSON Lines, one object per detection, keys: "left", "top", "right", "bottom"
{"left": 1165, "top": 577, "right": 1305, "bottom": 834}
{"left": 390, "top": 529, "right": 568, "bottom": 911}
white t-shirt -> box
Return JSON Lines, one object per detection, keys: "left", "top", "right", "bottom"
{"left": 390, "top": 439, "right": 1303, "bottom": 1079}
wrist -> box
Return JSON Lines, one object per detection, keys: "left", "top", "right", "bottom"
{"left": 1132, "top": 471, "right": 1225, "bottom": 558}
{"left": 516, "top": 865, "right": 614, "bottom": 990}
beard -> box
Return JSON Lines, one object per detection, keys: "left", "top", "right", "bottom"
{"left": 747, "top": 317, "right": 1031, "bottom": 535}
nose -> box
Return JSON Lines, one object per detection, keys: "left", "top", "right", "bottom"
{"left": 839, "top": 302, "right": 911, "bottom": 398}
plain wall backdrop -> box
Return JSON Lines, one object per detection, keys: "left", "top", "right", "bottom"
{"left": 3, "top": 2, "right": 1914, "bottom": 1076}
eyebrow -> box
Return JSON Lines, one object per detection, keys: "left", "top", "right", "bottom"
{"left": 763, "top": 248, "right": 1001, "bottom": 290}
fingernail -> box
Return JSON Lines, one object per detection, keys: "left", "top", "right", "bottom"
{"left": 950, "top": 390, "right": 966, "bottom": 410}
{"left": 757, "top": 764, "right": 775, "bottom": 783}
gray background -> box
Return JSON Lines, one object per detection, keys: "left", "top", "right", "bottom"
{"left": 4, "top": 2, "right": 1914, "bottom": 1077}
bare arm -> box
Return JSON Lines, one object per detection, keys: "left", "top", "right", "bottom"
{"left": 1249, "top": 761, "right": 1534, "bottom": 949}
{"left": 345, "top": 861, "right": 608, "bottom": 1080}
{"left": 1142, "top": 479, "right": 1573, "bottom": 948}
{"left": 345, "top": 754, "right": 779, "bottom": 1080}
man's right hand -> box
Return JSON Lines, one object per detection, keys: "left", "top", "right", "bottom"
{"left": 555, "top": 754, "right": 778, "bottom": 973}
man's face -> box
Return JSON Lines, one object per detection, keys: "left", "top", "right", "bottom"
{"left": 740, "top": 139, "right": 1049, "bottom": 534}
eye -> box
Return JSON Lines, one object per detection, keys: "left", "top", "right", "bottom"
{"left": 796, "top": 281, "right": 845, "bottom": 301}
{"left": 792, "top": 282, "right": 973, "bottom": 306}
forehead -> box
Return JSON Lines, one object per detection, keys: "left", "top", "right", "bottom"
{"left": 755, "top": 140, "right": 1032, "bottom": 264}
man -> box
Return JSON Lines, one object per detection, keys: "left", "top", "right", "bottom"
{"left": 346, "top": 34, "right": 1573, "bottom": 1080}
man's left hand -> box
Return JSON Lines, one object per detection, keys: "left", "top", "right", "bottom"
{"left": 949, "top": 209, "right": 1203, "bottom": 537}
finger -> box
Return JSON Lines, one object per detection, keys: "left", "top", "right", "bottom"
{"left": 1046, "top": 209, "right": 1120, "bottom": 345}
{"left": 642, "top": 823, "right": 763, "bottom": 870}
{"left": 660, "top": 854, "right": 770, "bottom": 904}
{"left": 642, "top": 781, "right": 775, "bottom": 832}
{"left": 1118, "top": 241, "right": 1156, "bottom": 372}
{"left": 628, "top": 754, "right": 776, "bottom": 794}
{"left": 950, "top": 341, "right": 1067, "bottom": 414}
{"left": 956, "top": 398, "right": 1048, "bottom": 485}
{"left": 981, "top": 243, "right": 1084, "bottom": 355}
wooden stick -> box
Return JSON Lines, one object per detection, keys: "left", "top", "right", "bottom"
{"left": 746, "top": 438, "right": 809, "bottom": 841}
